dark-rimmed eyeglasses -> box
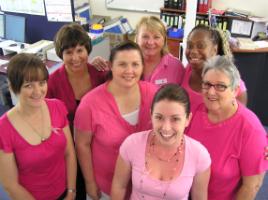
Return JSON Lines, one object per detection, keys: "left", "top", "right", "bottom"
{"left": 202, "top": 81, "right": 230, "bottom": 92}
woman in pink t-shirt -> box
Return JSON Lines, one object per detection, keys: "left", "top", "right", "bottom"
{"left": 0, "top": 53, "right": 76, "bottom": 200}
{"left": 111, "top": 84, "right": 211, "bottom": 200}
{"left": 92, "top": 16, "right": 185, "bottom": 87}
{"left": 74, "top": 41, "right": 157, "bottom": 199}
{"left": 187, "top": 55, "right": 267, "bottom": 200}
{"left": 181, "top": 25, "right": 247, "bottom": 114}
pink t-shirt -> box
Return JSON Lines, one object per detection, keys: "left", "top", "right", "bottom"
{"left": 120, "top": 131, "right": 211, "bottom": 200}
{"left": 143, "top": 53, "right": 185, "bottom": 87}
{"left": 0, "top": 99, "right": 68, "bottom": 200}
{"left": 186, "top": 103, "right": 268, "bottom": 200}
{"left": 47, "top": 63, "right": 106, "bottom": 123}
{"left": 181, "top": 65, "right": 247, "bottom": 114}
{"left": 74, "top": 81, "right": 157, "bottom": 194}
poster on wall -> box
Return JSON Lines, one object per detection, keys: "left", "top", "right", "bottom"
{"left": 44, "top": 0, "right": 73, "bottom": 22}
{"left": 0, "top": 0, "right": 45, "bottom": 15}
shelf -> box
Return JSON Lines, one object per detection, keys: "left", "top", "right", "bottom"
{"left": 160, "top": 7, "right": 250, "bottom": 21}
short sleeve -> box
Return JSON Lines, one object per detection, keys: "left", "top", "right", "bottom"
{"left": 196, "top": 142, "right": 211, "bottom": 173}
{"left": 54, "top": 99, "right": 69, "bottom": 127}
{"left": 0, "top": 116, "right": 14, "bottom": 153}
{"left": 239, "top": 125, "right": 268, "bottom": 176}
{"left": 119, "top": 135, "right": 133, "bottom": 165}
{"left": 74, "top": 97, "right": 93, "bottom": 133}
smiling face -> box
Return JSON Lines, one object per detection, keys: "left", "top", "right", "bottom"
{"left": 202, "top": 69, "right": 238, "bottom": 112}
{"left": 111, "top": 49, "right": 143, "bottom": 89}
{"left": 62, "top": 44, "right": 89, "bottom": 73}
{"left": 136, "top": 25, "right": 165, "bottom": 59}
{"left": 186, "top": 30, "right": 218, "bottom": 72}
{"left": 151, "top": 99, "right": 191, "bottom": 147}
{"left": 18, "top": 80, "right": 47, "bottom": 108}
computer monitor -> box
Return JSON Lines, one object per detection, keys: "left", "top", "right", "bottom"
{"left": 5, "top": 14, "right": 26, "bottom": 43}
{"left": 0, "top": 14, "right": 4, "bottom": 39}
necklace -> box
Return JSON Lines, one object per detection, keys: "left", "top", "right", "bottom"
{"left": 138, "top": 133, "right": 185, "bottom": 199}
{"left": 16, "top": 106, "right": 47, "bottom": 142}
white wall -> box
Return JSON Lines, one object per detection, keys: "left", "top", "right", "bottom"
{"left": 89, "top": 0, "right": 268, "bottom": 27}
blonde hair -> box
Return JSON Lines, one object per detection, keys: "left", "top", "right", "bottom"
{"left": 136, "top": 16, "right": 169, "bottom": 55}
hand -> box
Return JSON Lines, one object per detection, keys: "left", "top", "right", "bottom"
{"left": 91, "top": 56, "right": 110, "bottom": 71}
{"left": 86, "top": 181, "right": 101, "bottom": 200}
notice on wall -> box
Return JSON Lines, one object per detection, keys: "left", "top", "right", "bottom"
{"left": 44, "top": 0, "right": 73, "bottom": 22}
{"left": 0, "top": 0, "right": 45, "bottom": 15}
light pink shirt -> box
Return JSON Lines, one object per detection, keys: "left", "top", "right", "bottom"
{"left": 181, "top": 65, "right": 247, "bottom": 114}
{"left": 0, "top": 99, "right": 68, "bottom": 200}
{"left": 186, "top": 103, "right": 268, "bottom": 200}
{"left": 120, "top": 131, "right": 211, "bottom": 200}
{"left": 74, "top": 81, "right": 157, "bottom": 194}
{"left": 143, "top": 53, "right": 185, "bottom": 87}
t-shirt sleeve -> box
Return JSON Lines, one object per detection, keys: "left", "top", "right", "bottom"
{"left": 196, "top": 142, "right": 211, "bottom": 173}
{"left": 53, "top": 99, "right": 69, "bottom": 128}
{"left": 74, "top": 97, "right": 93, "bottom": 133}
{"left": 0, "top": 117, "right": 14, "bottom": 153}
{"left": 239, "top": 125, "right": 268, "bottom": 176}
{"left": 119, "top": 135, "right": 135, "bottom": 165}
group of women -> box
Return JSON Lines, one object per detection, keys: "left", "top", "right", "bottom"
{"left": 0, "top": 15, "right": 266, "bottom": 200}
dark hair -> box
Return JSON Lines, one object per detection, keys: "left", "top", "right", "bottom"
{"left": 188, "top": 24, "right": 228, "bottom": 56}
{"left": 151, "top": 84, "right": 190, "bottom": 117}
{"left": 107, "top": 40, "right": 144, "bottom": 79}
{"left": 54, "top": 23, "right": 92, "bottom": 59}
{"left": 7, "top": 53, "right": 48, "bottom": 94}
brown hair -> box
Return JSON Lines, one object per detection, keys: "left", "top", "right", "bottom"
{"left": 151, "top": 84, "right": 190, "bottom": 117}
{"left": 54, "top": 23, "right": 92, "bottom": 59}
{"left": 7, "top": 53, "right": 48, "bottom": 94}
{"left": 136, "top": 16, "right": 169, "bottom": 56}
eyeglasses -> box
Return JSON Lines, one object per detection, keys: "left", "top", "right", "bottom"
{"left": 202, "top": 81, "right": 230, "bottom": 92}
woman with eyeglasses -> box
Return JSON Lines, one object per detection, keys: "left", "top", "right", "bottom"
{"left": 181, "top": 25, "right": 247, "bottom": 114}
{"left": 186, "top": 55, "right": 268, "bottom": 200}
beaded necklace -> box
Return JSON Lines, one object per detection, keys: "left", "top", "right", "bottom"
{"left": 139, "top": 132, "right": 184, "bottom": 199}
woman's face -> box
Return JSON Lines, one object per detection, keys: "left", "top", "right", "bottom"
{"left": 151, "top": 99, "right": 191, "bottom": 147}
{"left": 62, "top": 44, "right": 89, "bottom": 73}
{"left": 111, "top": 49, "right": 143, "bottom": 89}
{"left": 202, "top": 69, "right": 237, "bottom": 112}
{"left": 136, "top": 25, "right": 164, "bottom": 58}
{"left": 18, "top": 80, "right": 47, "bottom": 108}
{"left": 186, "top": 30, "right": 218, "bottom": 71}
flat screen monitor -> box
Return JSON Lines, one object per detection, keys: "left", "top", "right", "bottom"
{"left": 0, "top": 14, "right": 4, "bottom": 39}
{"left": 5, "top": 14, "right": 26, "bottom": 43}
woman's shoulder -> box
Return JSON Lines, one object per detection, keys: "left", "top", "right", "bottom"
{"left": 163, "top": 53, "right": 183, "bottom": 67}
{"left": 185, "top": 135, "right": 207, "bottom": 151}
{"left": 122, "top": 130, "right": 150, "bottom": 148}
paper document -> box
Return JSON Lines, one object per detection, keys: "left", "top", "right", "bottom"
{"left": 44, "top": 0, "right": 73, "bottom": 22}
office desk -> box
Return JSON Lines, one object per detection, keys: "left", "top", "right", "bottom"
{"left": 233, "top": 47, "right": 268, "bottom": 126}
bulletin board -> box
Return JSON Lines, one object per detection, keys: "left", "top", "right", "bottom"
{"left": 106, "top": 0, "right": 163, "bottom": 13}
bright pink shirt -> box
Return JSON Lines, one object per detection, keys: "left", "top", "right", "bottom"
{"left": 186, "top": 103, "right": 268, "bottom": 200}
{"left": 74, "top": 81, "right": 157, "bottom": 194}
{"left": 120, "top": 131, "right": 211, "bottom": 200}
{"left": 46, "top": 63, "right": 106, "bottom": 123}
{"left": 181, "top": 65, "right": 247, "bottom": 114}
{"left": 143, "top": 53, "right": 185, "bottom": 87}
{"left": 0, "top": 99, "right": 68, "bottom": 200}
